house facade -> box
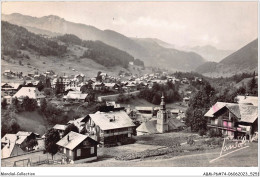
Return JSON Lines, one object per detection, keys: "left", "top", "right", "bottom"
{"left": 85, "top": 110, "right": 136, "bottom": 145}
{"left": 12, "top": 87, "right": 45, "bottom": 106}
{"left": 1, "top": 83, "right": 21, "bottom": 96}
{"left": 56, "top": 131, "right": 98, "bottom": 164}
{"left": 205, "top": 102, "right": 258, "bottom": 140}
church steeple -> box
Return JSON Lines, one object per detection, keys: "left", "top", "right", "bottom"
{"left": 156, "top": 93, "right": 168, "bottom": 133}
{"left": 160, "top": 93, "right": 166, "bottom": 110}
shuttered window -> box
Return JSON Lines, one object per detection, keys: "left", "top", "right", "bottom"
{"left": 91, "top": 147, "right": 94, "bottom": 154}
{"left": 77, "top": 149, "right": 81, "bottom": 157}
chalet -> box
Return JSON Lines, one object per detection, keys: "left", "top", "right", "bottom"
{"left": 92, "top": 82, "right": 105, "bottom": 91}
{"left": 125, "top": 83, "right": 137, "bottom": 92}
{"left": 63, "top": 91, "right": 88, "bottom": 102}
{"left": 135, "top": 107, "right": 154, "bottom": 115}
{"left": 170, "top": 109, "right": 180, "bottom": 119}
{"left": 56, "top": 131, "right": 98, "bottom": 164}
{"left": 85, "top": 110, "right": 136, "bottom": 145}
{"left": 53, "top": 124, "right": 67, "bottom": 138}
{"left": 3, "top": 70, "right": 13, "bottom": 77}
{"left": 106, "top": 101, "right": 121, "bottom": 108}
{"left": 12, "top": 87, "right": 45, "bottom": 106}
{"left": 136, "top": 95, "right": 185, "bottom": 136}
{"left": 1, "top": 131, "right": 38, "bottom": 152}
{"left": 104, "top": 83, "right": 119, "bottom": 91}
{"left": 1, "top": 83, "right": 21, "bottom": 96}
{"left": 75, "top": 74, "right": 85, "bottom": 83}
{"left": 205, "top": 102, "right": 258, "bottom": 140}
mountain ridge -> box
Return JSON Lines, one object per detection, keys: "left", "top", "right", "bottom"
{"left": 195, "top": 39, "right": 258, "bottom": 77}
{"left": 2, "top": 13, "right": 205, "bottom": 71}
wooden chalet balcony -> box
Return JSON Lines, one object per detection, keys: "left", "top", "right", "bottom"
{"left": 102, "top": 130, "right": 132, "bottom": 137}
{"left": 207, "top": 123, "right": 236, "bottom": 131}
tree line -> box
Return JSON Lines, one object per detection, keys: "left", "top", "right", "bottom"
{"left": 139, "top": 82, "right": 181, "bottom": 105}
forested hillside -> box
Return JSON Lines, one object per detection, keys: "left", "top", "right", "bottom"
{"left": 57, "top": 34, "right": 144, "bottom": 68}
{"left": 1, "top": 21, "right": 67, "bottom": 58}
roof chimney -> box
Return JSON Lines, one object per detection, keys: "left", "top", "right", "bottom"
{"left": 8, "top": 140, "right": 10, "bottom": 148}
{"left": 67, "top": 135, "right": 70, "bottom": 142}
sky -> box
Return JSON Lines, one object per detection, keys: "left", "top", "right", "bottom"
{"left": 2, "top": 1, "right": 258, "bottom": 50}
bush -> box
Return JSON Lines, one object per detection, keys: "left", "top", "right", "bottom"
{"left": 187, "top": 136, "right": 195, "bottom": 146}
{"left": 207, "top": 129, "right": 223, "bottom": 138}
{"left": 199, "top": 129, "right": 207, "bottom": 136}
{"left": 121, "top": 137, "right": 136, "bottom": 145}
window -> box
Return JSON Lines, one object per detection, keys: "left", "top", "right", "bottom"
{"left": 214, "top": 119, "right": 218, "bottom": 125}
{"left": 223, "top": 121, "right": 227, "bottom": 127}
{"left": 91, "top": 147, "right": 95, "bottom": 154}
{"left": 77, "top": 149, "right": 81, "bottom": 157}
{"left": 63, "top": 148, "right": 66, "bottom": 154}
{"left": 69, "top": 150, "right": 72, "bottom": 156}
{"left": 228, "top": 122, "right": 232, "bottom": 128}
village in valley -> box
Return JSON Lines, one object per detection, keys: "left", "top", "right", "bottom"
{"left": 1, "top": 2, "right": 258, "bottom": 169}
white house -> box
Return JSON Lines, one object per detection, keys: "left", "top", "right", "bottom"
{"left": 12, "top": 87, "right": 45, "bottom": 106}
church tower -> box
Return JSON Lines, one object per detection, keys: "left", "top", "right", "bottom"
{"left": 156, "top": 93, "right": 169, "bottom": 133}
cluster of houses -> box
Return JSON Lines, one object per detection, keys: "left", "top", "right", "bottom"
{"left": 2, "top": 67, "right": 198, "bottom": 106}
{"left": 5, "top": 68, "right": 257, "bottom": 164}
{"left": 48, "top": 96, "right": 186, "bottom": 163}
{"left": 1, "top": 131, "right": 40, "bottom": 159}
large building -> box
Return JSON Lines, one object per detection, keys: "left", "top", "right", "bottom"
{"left": 204, "top": 101, "right": 258, "bottom": 140}
{"left": 12, "top": 87, "right": 45, "bottom": 106}
{"left": 85, "top": 110, "right": 136, "bottom": 145}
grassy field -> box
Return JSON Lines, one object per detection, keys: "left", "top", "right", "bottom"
{"left": 41, "top": 139, "right": 258, "bottom": 167}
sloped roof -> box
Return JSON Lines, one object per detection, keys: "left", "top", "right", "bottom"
{"left": 89, "top": 111, "right": 136, "bottom": 130}
{"left": 1, "top": 133, "right": 28, "bottom": 145}
{"left": 13, "top": 87, "right": 45, "bottom": 99}
{"left": 170, "top": 109, "right": 180, "bottom": 114}
{"left": 229, "top": 104, "right": 258, "bottom": 123}
{"left": 236, "top": 95, "right": 258, "bottom": 106}
{"left": 1, "top": 83, "right": 21, "bottom": 90}
{"left": 136, "top": 120, "right": 158, "bottom": 134}
{"left": 16, "top": 131, "right": 33, "bottom": 136}
{"left": 1, "top": 143, "right": 25, "bottom": 159}
{"left": 1, "top": 134, "right": 17, "bottom": 144}
{"left": 56, "top": 131, "right": 95, "bottom": 150}
{"left": 64, "top": 91, "right": 88, "bottom": 100}
{"left": 53, "top": 124, "right": 67, "bottom": 131}
{"left": 104, "top": 83, "right": 116, "bottom": 87}
{"left": 204, "top": 102, "right": 227, "bottom": 117}
{"left": 205, "top": 102, "right": 258, "bottom": 123}
{"left": 135, "top": 107, "right": 153, "bottom": 111}
{"left": 168, "top": 118, "right": 186, "bottom": 130}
